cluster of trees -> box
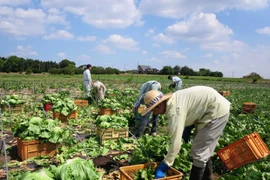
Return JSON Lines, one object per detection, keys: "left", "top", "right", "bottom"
{"left": 0, "top": 56, "right": 120, "bottom": 75}
{"left": 0, "top": 56, "right": 58, "bottom": 73}
{"left": 147, "top": 65, "right": 223, "bottom": 77}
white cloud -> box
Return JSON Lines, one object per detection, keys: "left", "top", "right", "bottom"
{"left": 77, "top": 36, "right": 96, "bottom": 42}
{"left": 141, "top": 50, "right": 147, "bottom": 55}
{"left": 166, "top": 13, "right": 233, "bottom": 42}
{"left": 203, "top": 53, "right": 213, "bottom": 58}
{"left": 200, "top": 40, "right": 248, "bottom": 52}
{"left": 57, "top": 52, "right": 66, "bottom": 58}
{"left": 139, "top": 0, "right": 269, "bottom": 19}
{"left": 102, "top": 34, "right": 138, "bottom": 50}
{"left": 48, "top": 8, "right": 60, "bottom": 14}
{"left": 0, "top": 0, "right": 30, "bottom": 6}
{"left": 0, "top": 6, "right": 46, "bottom": 36}
{"left": 41, "top": 0, "right": 143, "bottom": 28}
{"left": 46, "top": 14, "right": 69, "bottom": 25}
{"left": 256, "top": 26, "right": 270, "bottom": 35}
{"left": 194, "top": 44, "right": 270, "bottom": 78}
{"left": 0, "top": 6, "right": 69, "bottom": 37}
{"left": 161, "top": 50, "right": 186, "bottom": 59}
{"left": 43, "top": 30, "right": 74, "bottom": 40}
{"left": 144, "top": 28, "right": 155, "bottom": 37}
{"left": 10, "top": 45, "right": 38, "bottom": 57}
{"left": 93, "top": 44, "right": 114, "bottom": 54}
{"left": 153, "top": 33, "right": 174, "bottom": 44}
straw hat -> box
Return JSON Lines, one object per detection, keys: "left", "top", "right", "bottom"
{"left": 141, "top": 90, "right": 172, "bottom": 116}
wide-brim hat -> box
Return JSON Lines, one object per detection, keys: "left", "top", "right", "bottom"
{"left": 141, "top": 90, "right": 172, "bottom": 116}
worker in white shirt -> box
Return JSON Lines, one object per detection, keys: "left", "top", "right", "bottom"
{"left": 141, "top": 86, "right": 231, "bottom": 180}
{"left": 134, "top": 80, "right": 161, "bottom": 137}
{"left": 83, "top": 64, "right": 92, "bottom": 96}
{"left": 92, "top": 81, "right": 106, "bottom": 103}
{"left": 168, "top": 75, "right": 182, "bottom": 91}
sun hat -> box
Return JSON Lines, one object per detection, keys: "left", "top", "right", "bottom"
{"left": 141, "top": 90, "right": 172, "bottom": 116}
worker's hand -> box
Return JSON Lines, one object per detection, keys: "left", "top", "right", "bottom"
{"left": 155, "top": 162, "right": 169, "bottom": 179}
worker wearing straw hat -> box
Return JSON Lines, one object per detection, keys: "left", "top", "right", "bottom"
{"left": 141, "top": 86, "right": 231, "bottom": 180}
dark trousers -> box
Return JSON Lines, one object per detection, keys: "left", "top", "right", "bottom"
{"left": 182, "top": 124, "right": 195, "bottom": 143}
{"left": 137, "top": 111, "right": 158, "bottom": 137}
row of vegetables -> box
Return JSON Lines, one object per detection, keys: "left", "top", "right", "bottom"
{"left": 0, "top": 84, "right": 269, "bottom": 180}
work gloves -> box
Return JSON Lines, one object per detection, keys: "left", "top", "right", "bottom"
{"left": 155, "top": 161, "right": 170, "bottom": 178}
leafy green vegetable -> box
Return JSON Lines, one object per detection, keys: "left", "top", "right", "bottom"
{"left": 134, "top": 165, "right": 155, "bottom": 180}
{"left": 12, "top": 117, "right": 70, "bottom": 143}
{"left": 50, "top": 157, "right": 102, "bottom": 180}
{"left": 98, "top": 98, "right": 122, "bottom": 110}
{"left": 113, "top": 154, "right": 129, "bottom": 161}
{"left": 1, "top": 94, "right": 25, "bottom": 105}
{"left": 18, "top": 168, "right": 54, "bottom": 180}
{"left": 41, "top": 93, "right": 60, "bottom": 104}
{"left": 95, "top": 114, "right": 128, "bottom": 129}
{"left": 52, "top": 97, "right": 78, "bottom": 116}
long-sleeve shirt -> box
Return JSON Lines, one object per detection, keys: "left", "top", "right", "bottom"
{"left": 93, "top": 81, "right": 106, "bottom": 100}
{"left": 83, "top": 69, "right": 92, "bottom": 84}
{"left": 93, "top": 81, "right": 107, "bottom": 92}
{"left": 163, "top": 86, "right": 231, "bottom": 166}
{"left": 134, "top": 81, "right": 161, "bottom": 115}
{"left": 172, "top": 76, "right": 181, "bottom": 84}
{"left": 139, "top": 81, "right": 160, "bottom": 97}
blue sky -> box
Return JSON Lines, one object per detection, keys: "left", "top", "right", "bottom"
{"left": 1, "top": 0, "right": 270, "bottom": 78}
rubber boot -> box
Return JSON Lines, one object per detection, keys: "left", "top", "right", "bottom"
{"left": 189, "top": 165, "right": 205, "bottom": 180}
{"left": 202, "top": 159, "right": 214, "bottom": 180}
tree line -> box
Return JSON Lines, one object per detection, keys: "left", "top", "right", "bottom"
{"left": 0, "top": 56, "right": 120, "bottom": 75}
{"left": 1, "top": 55, "right": 261, "bottom": 79}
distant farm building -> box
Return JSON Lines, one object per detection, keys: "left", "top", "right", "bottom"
{"left": 138, "top": 65, "right": 159, "bottom": 74}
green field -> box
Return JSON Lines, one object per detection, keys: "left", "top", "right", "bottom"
{"left": 0, "top": 73, "right": 269, "bottom": 180}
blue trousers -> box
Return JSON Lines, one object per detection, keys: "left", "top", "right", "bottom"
{"left": 137, "top": 111, "right": 158, "bottom": 137}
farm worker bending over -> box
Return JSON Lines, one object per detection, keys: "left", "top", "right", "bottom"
{"left": 83, "top": 64, "right": 92, "bottom": 97}
{"left": 168, "top": 75, "right": 182, "bottom": 91}
{"left": 92, "top": 81, "right": 107, "bottom": 103}
{"left": 134, "top": 80, "right": 161, "bottom": 137}
{"left": 141, "top": 86, "right": 231, "bottom": 180}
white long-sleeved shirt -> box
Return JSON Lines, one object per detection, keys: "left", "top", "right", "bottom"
{"left": 172, "top": 76, "right": 181, "bottom": 83}
{"left": 163, "top": 86, "right": 231, "bottom": 166}
{"left": 83, "top": 69, "right": 92, "bottom": 83}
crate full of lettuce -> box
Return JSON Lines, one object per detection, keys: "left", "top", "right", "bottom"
{"left": 12, "top": 117, "right": 70, "bottom": 160}
{"left": 41, "top": 93, "right": 60, "bottom": 111}
{"left": 98, "top": 98, "right": 122, "bottom": 115}
{"left": 0, "top": 94, "right": 26, "bottom": 113}
{"left": 52, "top": 97, "right": 78, "bottom": 123}
{"left": 95, "top": 114, "right": 129, "bottom": 144}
